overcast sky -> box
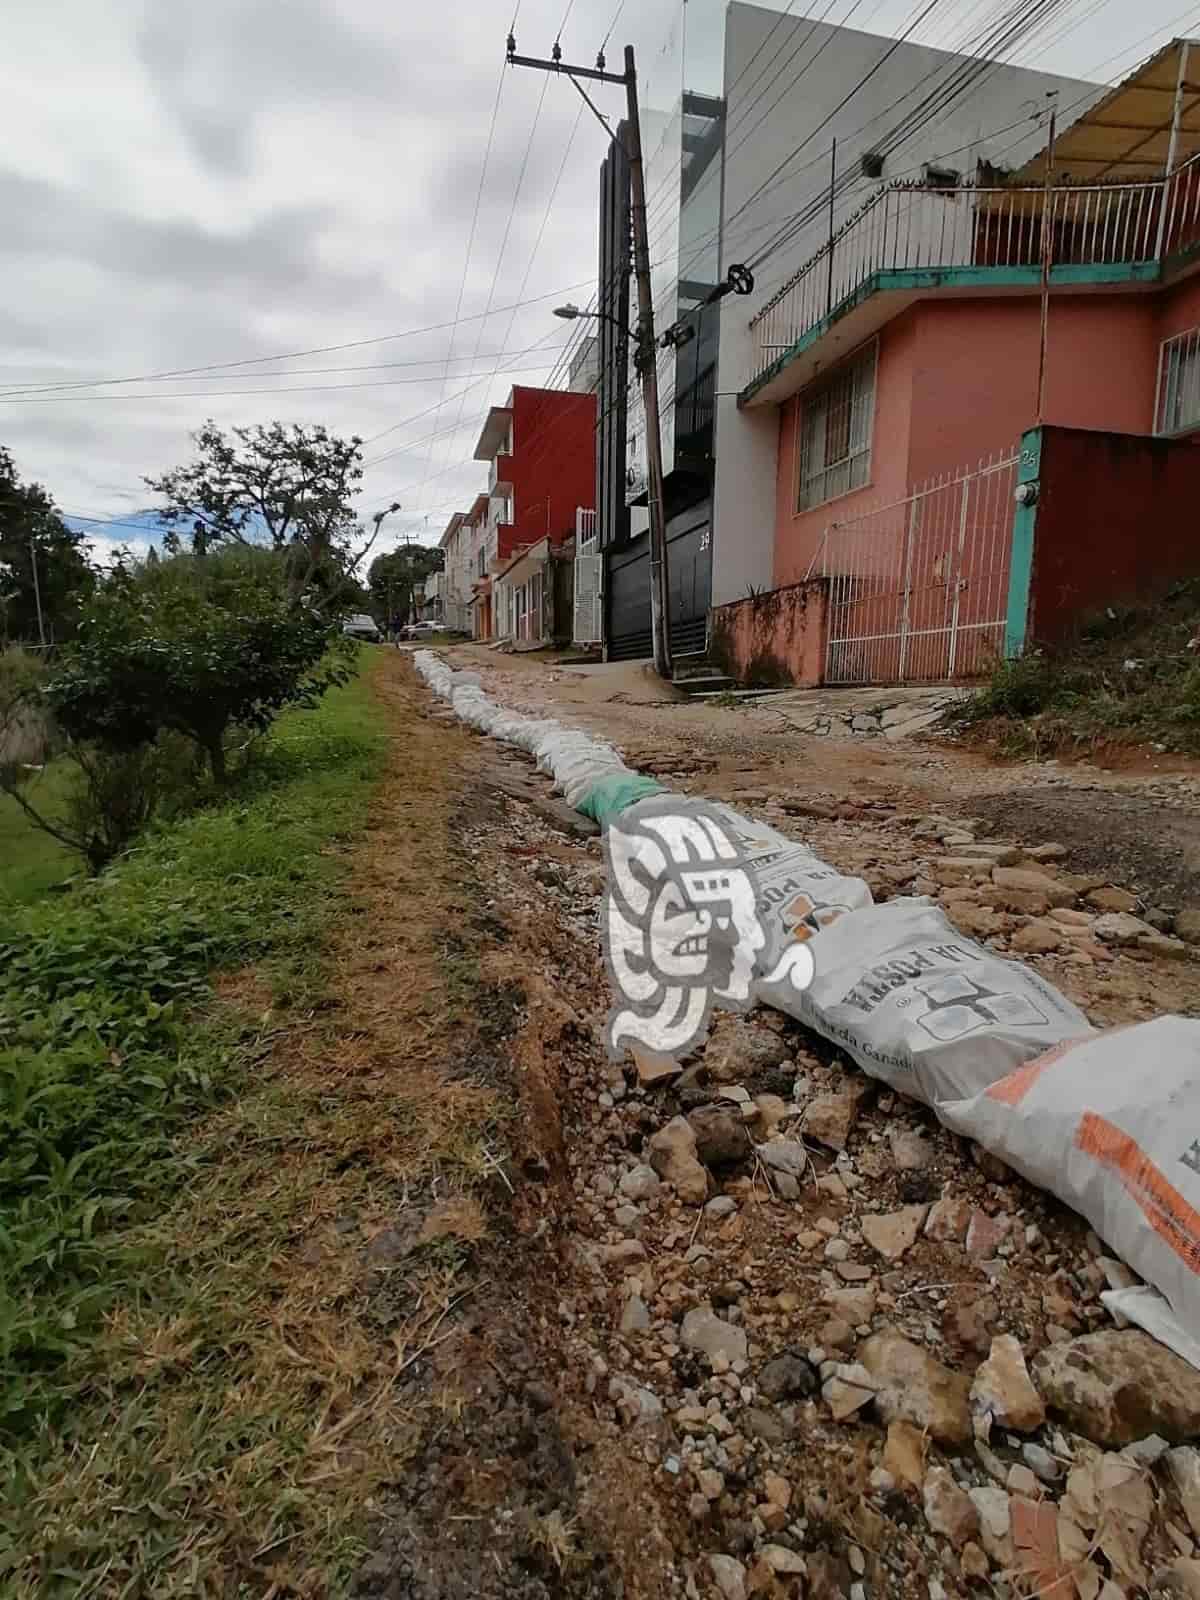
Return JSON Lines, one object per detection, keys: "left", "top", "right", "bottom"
{"left": 2, "top": 0, "right": 1194, "bottom": 562}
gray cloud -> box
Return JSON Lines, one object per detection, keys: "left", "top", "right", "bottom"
{"left": 0, "top": 0, "right": 1185, "bottom": 541}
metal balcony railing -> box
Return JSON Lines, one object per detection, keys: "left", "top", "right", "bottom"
{"left": 749, "top": 153, "right": 1200, "bottom": 388}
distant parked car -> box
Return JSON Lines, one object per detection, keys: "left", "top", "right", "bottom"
{"left": 342, "top": 613, "right": 382, "bottom": 642}
{"left": 402, "top": 620, "right": 440, "bottom": 639}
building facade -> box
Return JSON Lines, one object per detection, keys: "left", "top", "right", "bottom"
{"left": 594, "top": 1, "right": 1108, "bottom": 662}
{"left": 445, "top": 384, "right": 596, "bottom": 644}
{"left": 707, "top": 36, "right": 1200, "bottom": 686}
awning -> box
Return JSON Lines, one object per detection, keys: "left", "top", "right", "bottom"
{"left": 1013, "top": 38, "right": 1200, "bottom": 181}
{"left": 473, "top": 406, "right": 512, "bottom": 462}
{"left": 494, "top": 537, "right": 549, "bottom": 589}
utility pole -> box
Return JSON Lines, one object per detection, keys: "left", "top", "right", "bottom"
{"left": 507, "top": 37, "right": 673, "bottom": 679}
{"left": 1035, "top": 93, "right": 1058, "bottom": 426}
{"left": 29, "top": 536, "right": 46, "bottom": 648}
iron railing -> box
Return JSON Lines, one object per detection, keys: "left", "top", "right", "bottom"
{"left": 750, "top": 153, "right": 1200, "bottom": 387}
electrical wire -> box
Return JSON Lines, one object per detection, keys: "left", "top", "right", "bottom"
{"left": 417, "top": 71, "right": 555, "bottom": 518}
{"left": 0, "top": 360, "right": 562, "bottom": 406}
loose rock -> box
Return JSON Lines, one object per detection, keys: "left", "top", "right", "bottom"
{"left": 923, "top": 1465, "right": 980, "bottom": 1548}
{"left": 971, "top": 1334, "right": 1046, "bottom": 1438}
{"left": 862, "top": 1204, "right": 928, "bottom": 1261}
{"left": 681, "top": 1305, "right": 748, "bottom": 1366}
{"left": 858, "top": 1331, "right": 972, "bottom": 1445}
{"left": 883, "top": 1420, "right": 927, "bottom": 1490}
{"left": 804, "top": 1087, "right": 867, "bottom": 1152}
{"left": 758, "top": 1349, "right": 819, "bottom": 1401}
{"left": 688, "top": 1105, "right": 752, "bottom": 1167}
{"left": 619, "top": 1164, "right": 661, "bottom": 1202}
{"left": 649, "top": 1117, "right": 709, "bottom": 1206}
{"left": 707, "top": 1553, "right": 747, "bottom": 1600}
{"left": 1035, "top": 1331, "right": 1200, "bottom": 1447}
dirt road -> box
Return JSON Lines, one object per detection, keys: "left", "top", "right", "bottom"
{"left": 336, "top": 650, "right": 1200, "bottom": 1600}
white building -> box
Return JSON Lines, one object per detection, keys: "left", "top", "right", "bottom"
{"left": 709, "top": 3, "right": 1099, "bottom": 605}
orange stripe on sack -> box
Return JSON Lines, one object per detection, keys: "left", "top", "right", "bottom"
{"left": 1075, "top": 1112, "right": 1200, "bottom": 1276}
{"left": 985, "top": 1034, "right": 1096, "bottom": 1106}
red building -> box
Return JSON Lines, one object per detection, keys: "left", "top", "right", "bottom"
{"left": 467, "top": 384, "right": 596, "bottom": 642}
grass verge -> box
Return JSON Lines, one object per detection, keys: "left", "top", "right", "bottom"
{"left": 949, "top": 579, "right": 1200, "bottom": 758}
{"left": 1, "top": 652, "right": 513, "bottom": 1596}
{"left": 0, "top": 768, "right": 76, "bottom": 909}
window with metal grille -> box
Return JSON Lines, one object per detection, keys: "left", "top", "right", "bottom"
{"left": 1157, "top": 327, "right": 1200, "bottom": 436}
{"left": 796, "top": 342, "right": 877, "bottom": 511}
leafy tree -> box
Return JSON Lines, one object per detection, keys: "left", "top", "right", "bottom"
{"left": 368, "top": 545, "right": 444, "bottom": 631}
{"left": 0, "top": 446, "right": 93, "bottom": 645}
{"left": 44, "top": 547, "right": 350, "bottom": 784}
{"left": 145, "top": 420, "right": 380, "bottom": 607}
{"left": 0, "top": 649, "right": 197, "bottom": 875}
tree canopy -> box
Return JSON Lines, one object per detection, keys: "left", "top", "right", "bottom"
{"left": 145, "top": 420, "right": 378, "bottom": 608}
{"left": 0, "top": 446, "right": 93, "bottom": 646}
{"left": 43, "top": 546, "right": 349, "bottom": 783}
{"left": 368, "top": 545, "right": 444, "bottom": 629}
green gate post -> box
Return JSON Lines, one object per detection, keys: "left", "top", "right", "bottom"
{"left": 1005, "top": 426, "right": 1043, "bottom": 658}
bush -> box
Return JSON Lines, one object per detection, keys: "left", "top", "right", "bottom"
{"left": 44, "top": 547, "right": 351, "bottom": 783}
{"left": 952, "top": 651, "right": 1062, "bottom": 723}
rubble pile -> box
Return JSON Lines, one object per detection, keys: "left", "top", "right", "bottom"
{"left": 474, "top": 790, "right": 1200, "bottom": 1600}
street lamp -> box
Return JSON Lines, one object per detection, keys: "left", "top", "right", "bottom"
{"left": 369, "top": 503, "right": 402, "bottom": 639}
{"left": 556, "top": 265, "right": 755, "bottom": 675}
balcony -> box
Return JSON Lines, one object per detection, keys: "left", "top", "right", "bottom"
{"left": 489, "top": 455, "right": 513, "bottom": 496}
{"left": 745, "top": 154, "right": 1200, "bottom": 405}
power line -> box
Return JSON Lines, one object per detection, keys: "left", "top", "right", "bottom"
{"left": 0, "top": 278, "right": 598, "bottom": 399}
{"left": 0, "top": 359, "right": 561, "bottom": 406}
{"left": 411, "top": 51, "right": 510, "bottom": 545}
{"left": 417, "top": 68, "right": 555, "bottom": 518}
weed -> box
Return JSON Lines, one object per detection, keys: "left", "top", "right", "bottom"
{"left": 951, "top": 583, "right": 1200, "bottom": 757}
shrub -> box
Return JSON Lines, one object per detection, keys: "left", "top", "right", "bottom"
{"left": 45, "top": 551, "right": 349, "bottom": 784}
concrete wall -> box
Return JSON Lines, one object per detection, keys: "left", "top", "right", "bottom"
{"left": 1028, "top": 425, "right": 1200, "bottom": 646}
{"left": 711, "top": 0, "right": 1099, "bottom": 604}
{"left": 710, "top": 579, "right": 829, "bottom": 686}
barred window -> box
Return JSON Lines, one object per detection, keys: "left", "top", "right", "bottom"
{"left": 797, "top": 342, "right": 877, "bottom": 511}
{"left": 1157, "top": 327, "right": 1200, "bottom": 436}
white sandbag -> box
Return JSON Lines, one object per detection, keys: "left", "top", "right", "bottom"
{"left": 563, "top": 760, "right": 632, "bottom": 809}
{"left": 697, "top": 802, "right": 874, "bottom": 955}
{"left": 785, "top": 897, "right": 1093, "bottom": 1107}
{"left": 942, "top": 1018, "right": 1200, "bottom": 1336}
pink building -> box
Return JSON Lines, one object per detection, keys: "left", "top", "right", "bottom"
{"left": 716, "top": 40, "right": 1200, "bottom": 686}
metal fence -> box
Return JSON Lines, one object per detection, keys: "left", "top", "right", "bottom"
{"left": 750, "top": 152, "right": 1200, "bottom": 386}
{"left": 573, "top": 510, "right": 602, "bottom": 647}
{"left": 814, "top": 448, "right": 1018, "bottom": 684}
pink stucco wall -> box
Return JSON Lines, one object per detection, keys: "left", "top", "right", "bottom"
{"left": 711, "top": 579, "right": 828, "bottom": 687}
{"left": 906, "top": 295, "right": 1158, "bottom": 479}
{"left": 771, "top": 285, "right": 1197, "bottom": 580}
{"left": 774, "top": 313, "right": 916, "bottom": 587}
{"left": 1159, "top": 272, "right": 1200, "bottom": 343}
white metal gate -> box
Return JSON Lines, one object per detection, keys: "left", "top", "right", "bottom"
{"left": 817, "top": 449, "right": 1018, "bottom": 684}
{"left": 573, "top": 509, "right": 602, "bottom": 647}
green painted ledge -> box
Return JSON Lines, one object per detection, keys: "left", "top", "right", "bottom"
{"left": 741, "top": 259, "right": 1162, "bottom": 406}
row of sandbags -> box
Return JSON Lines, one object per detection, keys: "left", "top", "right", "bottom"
{"left": 413, "top": 650, "right": 662, "bottom": 817}
{"left": 413, "top": 652, "right": 1200, "bottom": 1363}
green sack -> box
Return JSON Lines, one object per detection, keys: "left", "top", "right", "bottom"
{"left": 576, "top": 773, "right": 665, "bottom": 827}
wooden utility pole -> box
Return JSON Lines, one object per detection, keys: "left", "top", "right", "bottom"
{"left": 1035, "top": 94, "right": 1058, "bottom": 425}
{"left": 506, "top": 38, "right": 673, "bottom": 679}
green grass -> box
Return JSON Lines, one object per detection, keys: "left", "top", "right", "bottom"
{"left": 949, "top": 578, "right": 1200, "bottom": 757}
{"left": 0, "top": 769, "right": 77, "bottom": 909}
{"left": 0, "top": 667, "right": 389, "bottom": 1438}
